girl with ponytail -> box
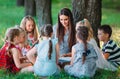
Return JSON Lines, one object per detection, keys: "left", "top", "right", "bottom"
{"left": 64, "top": 26, "right": 97, "bottom": 78}
{"left": 27, "top": 24, "right": 60, "bottom": 76}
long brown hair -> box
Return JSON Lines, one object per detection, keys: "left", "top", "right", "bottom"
{"left": 76, "top": 26, "right": 88, "bottom": 63}
{"left": 57, "top": 8, "right": 76, "bottom": 51}
{"left": 20, "top": 15, "right": 39, "bottom": 41}
{"left": 40, "top": 24, "right": 53, "bottom": 59}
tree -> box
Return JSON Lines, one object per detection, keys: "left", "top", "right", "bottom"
{"left": 72, "top": 0, "right": 101, "bottom": 46}
{"left": 16, "top": 0, "right": 24, "bottom": 6}
{"left": 35, "top": 0, "right": 52, "bottom": 28}
{"left": 24, "top": 0, "right": 36, "bottom": 16}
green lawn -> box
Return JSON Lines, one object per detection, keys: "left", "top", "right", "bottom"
{"left": 0, "top": 0, "right": 120, "bottom": 79}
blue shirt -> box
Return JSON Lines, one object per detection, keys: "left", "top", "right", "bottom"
{"left": 33, "top": 39, "right": 59, "bottom": 76}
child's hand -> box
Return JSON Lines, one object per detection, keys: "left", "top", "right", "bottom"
{"left": 27, "top": 62, "right": 33, "bottom": 66}
{"left": 20, "top": 56, "right": 27, "bottom": 59}
{"left": 61, "top": 54, "right": 67, "bottom": 57}
{"left": 62, "top": 53, "right": 71, "bottom": 57}
{"left": 25, "top": 45, "right": 31, "bottom": 51}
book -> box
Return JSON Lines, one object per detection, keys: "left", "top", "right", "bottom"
{"left": 59, "top": 57, "right": 71, "bottom": 63}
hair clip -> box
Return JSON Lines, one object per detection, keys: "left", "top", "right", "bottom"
{"left": 81, "top": 19, "right": 84, "bottom": 24}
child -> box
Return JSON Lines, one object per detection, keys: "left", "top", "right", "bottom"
{"left": 64, "top": 26, "right": 97, "bottom": 78}
{"left": 98, "top": 24, "right": 120, "bottom": 71}
{"left": 20, "top": 15, "right": 39, "bottom": 48}
{"left": 16, "top": 26, "right": 30, "bottom": 56}
{"left": 15, "top": 26, "right": 31, "bottom": 64}
{"left": 0, "top": 27, "right": 33, "bottom": 73}
{"left": 76, "top": 18, "right": 107, "bottom": 69}
{"left": 27, "top": 24, "right": 60, "bottom": 76}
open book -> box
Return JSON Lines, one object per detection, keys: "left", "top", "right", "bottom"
{"left": 59, "top": 57, "right": 71, "bottom": 63}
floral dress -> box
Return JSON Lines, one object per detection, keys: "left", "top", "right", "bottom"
{"left": 64, "top": 42, "right": 98, "bottom": 78}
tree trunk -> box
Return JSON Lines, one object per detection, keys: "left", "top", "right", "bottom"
{"left": 24, "top": 0, "right": 36, "bottom": 16}
{"left": 35, "top": 0, "right": 52, "bottom": 28}
{"left": 16, "top": 0, "right": 24, "bottom": 6}
{"left": 72, "top": 0, "right": 101, "bottom": 46}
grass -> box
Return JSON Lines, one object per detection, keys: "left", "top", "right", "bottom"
{"left": 0, "top": 0, "right": 120, "bottom": 79}
{"left": 0, "top": 69, "right": 118, "bottom": 79}
{"left": 0, "top": 69, "right": 39, "bottom": 79}
{"left": 0, "top": 0, "right": 24, "bottom": 47}
{"left": 102, "top": 8, "right": 120, "bottom": 27}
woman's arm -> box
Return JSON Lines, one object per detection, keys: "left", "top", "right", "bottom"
{"left": 70, "top": 47, "right": 75, "bottom": 65}
{"left": 11, "top": 48, "right": 32, "bottom": 69}
{"left": 26, "top": 47, "right": 37, "bottom": 64}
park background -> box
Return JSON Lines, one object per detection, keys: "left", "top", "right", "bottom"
{"left": 0, "top": 0, "right": 120, "bottom": 79}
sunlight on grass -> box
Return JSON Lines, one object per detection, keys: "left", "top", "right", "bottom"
{"left": 112, "top": 27, "right": 120, "bottom": 46}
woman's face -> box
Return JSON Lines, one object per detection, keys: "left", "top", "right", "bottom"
{"left": 59, "top": 15, "right": 69, "bottom": 28}
{"left": 25, "top": 20, "right": 34, "bottom": 33}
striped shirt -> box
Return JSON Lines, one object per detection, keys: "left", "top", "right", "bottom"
{"left": 102, "top": 40, "right": 120, "bottom": 68}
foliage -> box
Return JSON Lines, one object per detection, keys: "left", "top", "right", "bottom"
{"left": 52, "top": 0, "right": 71, "bottom": 24}
{"left": 102, "top": 0, "right": 120, "bottom": 10}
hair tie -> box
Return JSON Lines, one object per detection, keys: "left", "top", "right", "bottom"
{"left": 83, "top": 50, "right": 90, "bottom": 56}
{"left": 81, "top": 19, "right": 84, "bottom": 24}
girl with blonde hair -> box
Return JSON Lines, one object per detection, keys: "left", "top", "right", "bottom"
{"left": 76, "top": 18, "right": 93, "bottom": 41}
{"left": 20, "top": 15, "right": 39, "bottom": 48}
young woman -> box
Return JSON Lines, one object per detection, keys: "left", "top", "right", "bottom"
{"left": 53, "top": 8, "right": 76, "bottom": 67}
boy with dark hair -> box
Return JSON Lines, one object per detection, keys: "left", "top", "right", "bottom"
{"left": 98, "top": 24, "right": 120, "bottom": 71}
